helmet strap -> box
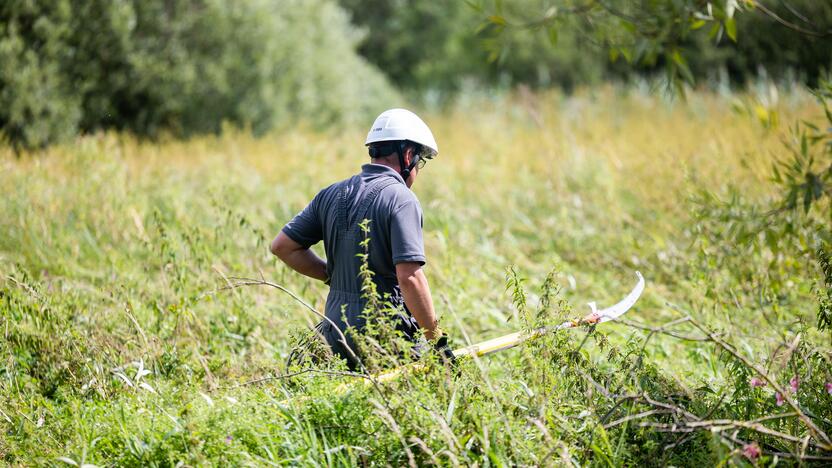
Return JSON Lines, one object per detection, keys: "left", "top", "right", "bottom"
{"left": 397, "top": 141, "right": 417, "bottom": 181}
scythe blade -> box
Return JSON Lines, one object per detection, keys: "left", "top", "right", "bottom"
{"left": 452, "top": 271, "right": 645, "bottom": 359}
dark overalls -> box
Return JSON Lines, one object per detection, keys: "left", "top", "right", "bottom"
{"left": 282, "top": 164, "right": 427, "bottom": 369}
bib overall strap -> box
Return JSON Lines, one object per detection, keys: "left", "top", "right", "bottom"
{"left": 351, "top": 177, "right": 400, "bottom": 234}
{"left": 336, "top": 176, "right": 400, "bottom": 238}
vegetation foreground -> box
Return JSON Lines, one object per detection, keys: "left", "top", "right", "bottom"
{"left": 2, "top": 88, "right": 831, "bottom": 466}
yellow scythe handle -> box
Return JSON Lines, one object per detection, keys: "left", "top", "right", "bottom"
{"left": 282, "top": 325, "right": 575, "bottom": 403}
{"left": 373, "top": 326, "right": 548, "bottom": 384}
{"left": 300, "top": 271, "right": 645, "bottom": 399}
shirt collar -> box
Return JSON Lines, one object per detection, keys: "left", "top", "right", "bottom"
{"left": 361, "top": 163, "right": 406, "bottom": 185}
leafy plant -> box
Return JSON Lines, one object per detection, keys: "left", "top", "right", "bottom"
{"left": 0, "top": 0, "right": 398, "bottom": 150}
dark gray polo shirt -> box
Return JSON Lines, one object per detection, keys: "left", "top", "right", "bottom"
{"left": 281, "top": 164, "right": 425, "bottom": 366}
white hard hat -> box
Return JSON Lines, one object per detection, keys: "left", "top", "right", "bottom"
{"left": 365, "top": 108, "right": 438, "bottom": 156}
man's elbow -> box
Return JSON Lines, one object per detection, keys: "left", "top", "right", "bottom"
{"left": 270, "top": 232, "right": 294, "bottom": 260}
{"left": 269, "top": 238, "right": 282, "bottom": 258}
{"left": 396, "top": 263, "right": 424, "bottom": 289}
{"left": 397, "top": 273, "right": 419, "bottom": 290}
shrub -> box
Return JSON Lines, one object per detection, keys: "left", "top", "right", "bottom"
{"left": 0, "top": 0, "right": 398, "bottom": 150}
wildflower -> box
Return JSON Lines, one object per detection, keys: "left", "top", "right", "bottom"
{"left": 775, "top": 392, "right": 785, "bottom": 407}
{"left": 225, "top": 435, "right": 233, "bottom": 445}
{"left": 789, "top": 376, "right": 799, "bottom": 393}
{"left": 826, "top": 382, "right": 832, "bottom": 395}
{"left": 749, "top": 377, "right": 765, "bottom": 387}
{"left": 742, "top": 443, "right": 761, "bottom": 461}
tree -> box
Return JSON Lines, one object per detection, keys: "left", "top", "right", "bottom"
{"left": 474, "top": 0, "right": 831, "bottom": 217}
{"left": 0, "top": 0, "right": 398, "bottom": 151}
{"left": 475, "top": 1, "right": 831, "bottom": 88}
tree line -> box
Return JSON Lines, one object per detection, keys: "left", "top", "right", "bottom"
{"left": 2, "top": 0, "right": 830, "bottom": 150}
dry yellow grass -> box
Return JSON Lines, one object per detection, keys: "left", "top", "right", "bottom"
{"left": 2, "top": 86, "right": 819, "bottom": 346}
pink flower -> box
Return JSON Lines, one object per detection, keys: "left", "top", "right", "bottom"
{"left": 826, "top": 382, "right": 832, "bottom": 395}
{"left": 742, "top": 442, "right": 761, "bottom": 461}
{"left": 775, "top": 392, "right": 785, "bottom": 407}
{"left": 749, "top": 377, "right": 766, "bottom": 387}
{"left": 789, "top": 376, "right": 799, "bottom": 393}
{"left": 225, "top": 435, "right": 233, "bottom": 445}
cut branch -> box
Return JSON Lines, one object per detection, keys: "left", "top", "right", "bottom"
{"left": 755, "top": 2, "right": 832, "bottom": 37}
{"left": 687, "top": 317, "right": 832, "bottom": 450}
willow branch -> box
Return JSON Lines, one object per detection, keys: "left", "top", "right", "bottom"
{"left": 755, "top": 2, "right": 832, "bottom": 37}
{"left": 688, "top": 317, "right": 832, "bottom": 450}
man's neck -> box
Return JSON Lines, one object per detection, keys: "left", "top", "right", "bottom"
{"left": 370, "top": 159, "right": 402, "bottom": 173}
{"left": 368, "top": 160, "right": 414, "bottom": 188}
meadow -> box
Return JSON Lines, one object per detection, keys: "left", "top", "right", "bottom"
{"left": 2, "top": 86, "right": 831, "bottom": 466}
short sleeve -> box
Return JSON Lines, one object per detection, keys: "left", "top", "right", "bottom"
{"left": 390, "top": 197, "right": 426, "bottom": 265}
{"left": 281, "top": 194, "right": 323, "bottom": 248}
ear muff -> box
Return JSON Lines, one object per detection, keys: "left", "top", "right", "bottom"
{"left": 368, "top": 146, "right": 379, "bottom": 158}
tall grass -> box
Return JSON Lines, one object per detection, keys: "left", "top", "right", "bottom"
{"left": 1, "top": 86, "right": 830, "bottom": 465}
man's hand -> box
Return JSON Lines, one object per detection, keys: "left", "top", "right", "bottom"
{"left": 433, "top": 335, "right": 456, "bottom": 365}
{"left": 270, "top": 231, "right": 328, "bottom": 283}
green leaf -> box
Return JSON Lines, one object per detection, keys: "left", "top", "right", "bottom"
{"left": 765, "top": 229, "right": 780, "bottom": 252}
{"left": 725, "top": 18, "right": 737, "bottom": 42}
{"left": 548, "top": 26, "right": 558, "bottom": 46}
{"left": 488, "top": 15, "right": 506, "bottom": 26}
{"left": 803, "top": 120, "right": 819, "bottom": 131}
{"left": 620, "top": 47, "right": 633, "bottom": 64}
{"left": 690, "top": 19, "right": 707, "bottom": 30}
{"left": 488, "top": 450, "right": 504, "bottom": 468}
{"left": 487, "top": 48, "right": 500, "bottom": 63}
{"left": 475, "top": 21, "right": 492, "bottom": 35}
{"left": 463, "top": 0, "right": 482, "bottom": 13}
{"left": 708, "top": 22, "right": 722, "bottom": 40}
{"left": 771, "top": 163, "right": 782, "bottom": 183}
{"left": 671, "top": 50, "right": 693, "bottom": 83}
{"left": 695, "top": 385, "right": 716, "bottom": 394}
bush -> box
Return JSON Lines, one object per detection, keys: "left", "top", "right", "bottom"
{"left": 342, "top": 0, "right": 832, "bottom": 94}
{"left": 340, "top": 0, "right": 606, "bottom": 93}
{"left": 0, "top": 0, "right": 398, "bottom": 150}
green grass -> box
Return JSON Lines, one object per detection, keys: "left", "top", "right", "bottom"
{"left": 1, "top": 86, "right": 831, "bottom": 466}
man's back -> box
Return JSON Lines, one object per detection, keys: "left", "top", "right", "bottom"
{"left": 281, "top": 163, "right": 426, "bottom": 365}
{"left": 272, "top": 108, "right": 448, "bottom": 369}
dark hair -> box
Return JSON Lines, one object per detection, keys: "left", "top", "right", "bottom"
{"left": 368, "top": 140, "right": 423, "bottom": 159}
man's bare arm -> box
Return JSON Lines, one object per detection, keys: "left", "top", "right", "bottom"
{"left": 270, "top": 231, "right": 327, "bottom": 282}
{"left": 396, "top": 262, "right": 439, "bottom": 341}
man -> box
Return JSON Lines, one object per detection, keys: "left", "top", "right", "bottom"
{"left": 270, "top": 108, "right": 453, "bottom": 370}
